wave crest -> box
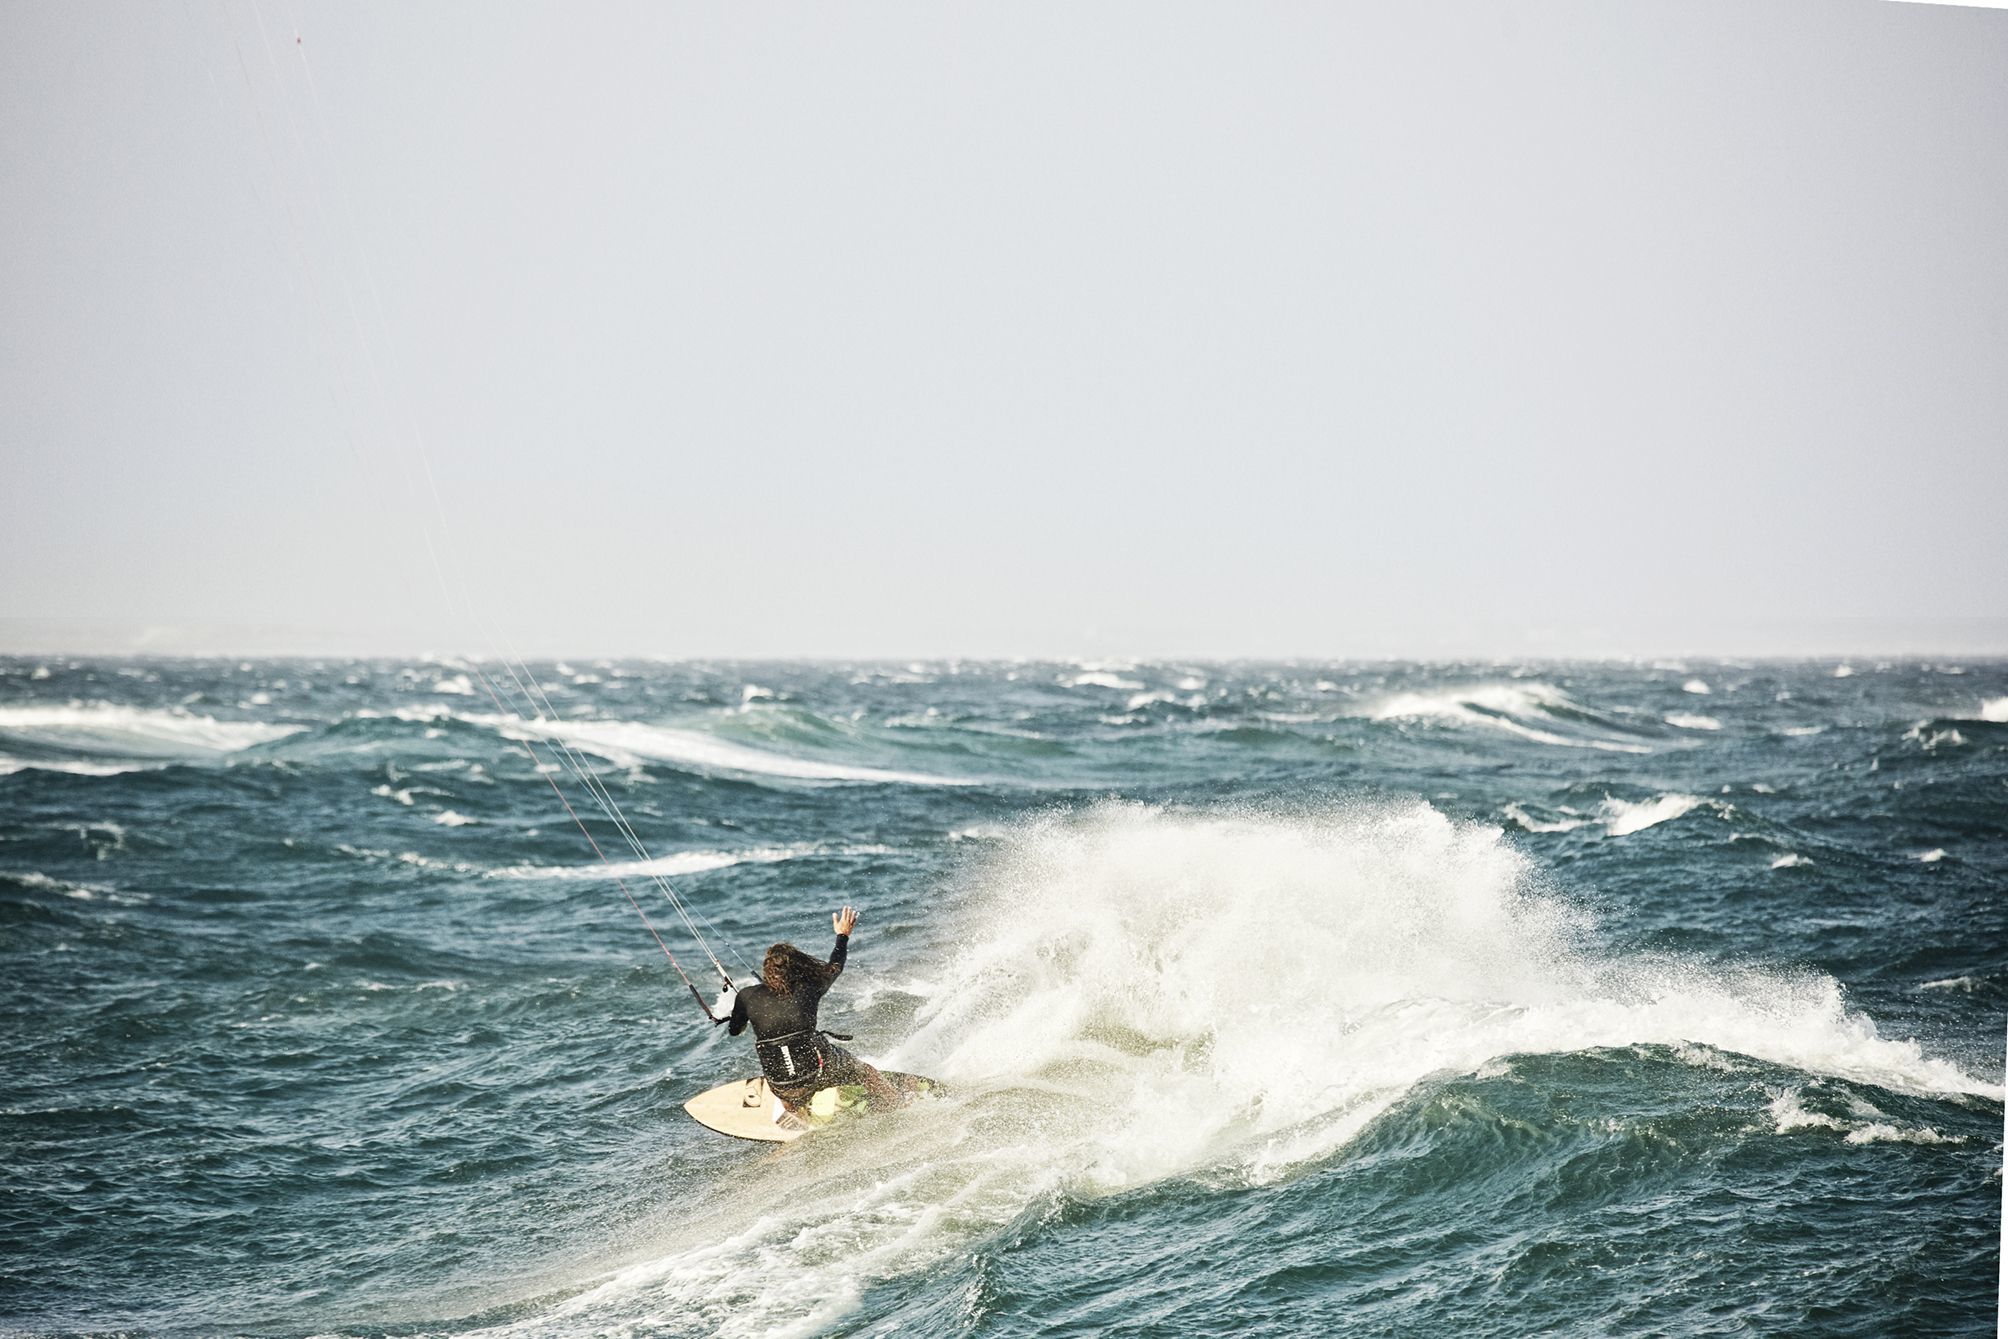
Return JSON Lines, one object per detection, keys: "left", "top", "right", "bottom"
{"left": 901, "top": 801, "right": 1991, "bottom": 1191}
{"left": 1355, "top": 683, "right": 1654, "bottom": 753}
{"left": 0, "top": 702, "right": 301, "bottom": 767}
{"left": 467, "top": 712, "right": 974, "bottom": 786}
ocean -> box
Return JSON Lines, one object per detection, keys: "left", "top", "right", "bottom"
{"left": 1, "top": 656, "right": 2001, "bottom": 1336}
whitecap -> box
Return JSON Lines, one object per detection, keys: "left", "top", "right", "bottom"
{"left": 431, "top": 674, "right": 475, "bottom": 696}
{"left": 1845, "top": 1122, "right": 1960, "bottom": 1145}
{"left": 1063, "top": 671, "right": 1145, "bottom": 691}
{"left": 1977, "top": 697, "right": 2008, "bottom": 723}
{"left": 8, "top": 871, "right": 111, "bottom": 899}
{"left": 1914, "top": 849, "right": 1947, "bottom": 864}
{"left": 0, "top": 703, "right": 301, "bottom": 760}
{"left": 0, "top": 756, "right": 157, "bottom": 777}
{"left": 1600, "top": 794, "right": 1703, "bottom": 837}
{"left": 1771, "top": 853, "right": 1811, "bottom": 869}
{"left": 1769, "top": 1089, "right": 1962, "bottom": 1145}
{"left": 1501, "top": 802, "right": 1589, "bottom": 834}
{"left": 904, "top": 803, "right": 1995, "bottom": 1194}
{"left": 1682, "top": 679, "right": 1712, "bottom": 695}
{"left": 433, "top": 810, "right": 477, "bottom": 827}
{"left": 1903, "top": 723, "right": 1967, "bottom": 750}
{"left": 1768, "top": 1088, "right": 1846, "bottom": 1134}
{"left": 490, "top": 842, "right": 898, "bottom": 882}
{"left": 471, "top": 713, "right": 974, "bottom": 786}
{"left": 1357, "top": 683, "right": 1652, "bottom": 753}
{"left": 1664, "top": 713, "right": 1721, "bottom": 731}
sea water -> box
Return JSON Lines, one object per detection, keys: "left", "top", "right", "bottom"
{"left": 1, "top": 658, "right": 2001, "bottom": 1335}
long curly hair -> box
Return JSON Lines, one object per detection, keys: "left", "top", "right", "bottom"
{"left": 762, "top": 941, "right": 838, "bottom": 997}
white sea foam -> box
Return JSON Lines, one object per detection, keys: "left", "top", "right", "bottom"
{"left": 1357, "top": 683, "right": 1651, "bottom": 753}
{"left": 1832, "top": 664, "right": 1855, "bottom": 679}
{"left": 1771, "top": 853, "right": 1811, "bottom": 870}
{"left": 7, "top": 871, "right": 111, "bottom": 899}
{"left": 1682, "top": 679, "right": 1712, "bottom": 695}
{"left": 433, "top": 810, "right": 477, "bottom": 827}
{"left": 1768, "top": 1089, "right": 1962, "bottom": 1145}
{"left": 486, "top": 843, "right": 896, "bottom": 882}
{"left": 470, "top": 713, "right": 972, "bottom": 786}
{"left": 1502, "top": 795, "right": 1703, "bottom": 838}
{"left": 1063, "top": 671, "right": 1145, "bottom": 691}
{"left": 1975, "top": 697, "right": 2008, "bottom": 723}
{"left": 1904, "top": 723, "right": 1967, "bottom": 750}
{"left": 1501, "top": 802, "right": 1589, "bottom": 834}
{"left": 1915, "top": 849, "right": 1947, "bottom": 864}
{"left": 1600, "top": 794, "right": 1703, "bottom": 836}
{"left": 1670, "top": 1041, "right": 1753, "bottom": 1074}
{"left": 1664, "top": 713, "right": 1722, "bottom": 731}
{"left": 1845, "top": 1122, "right": 1960, "bottom": 1145}
{"left": 0, "top": 756, "right": 157, "bottom": 777}
{"left": 1767, "top": 1088, "right": 1846, "bottom": 1133}
{"left": 431, "top": 674, "right": 475, "bottom": 696}
{"left": 0, "top": 703, "right": 301, "bottom": 760}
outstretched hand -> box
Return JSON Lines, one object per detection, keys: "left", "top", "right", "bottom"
{"left": 833, "top": 905, "right": 859, "bottom": 936}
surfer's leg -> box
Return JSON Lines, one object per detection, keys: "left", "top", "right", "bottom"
{"left": 768, "top": 1078, "right": 814, "bottom": 1121}
{"left": 854, "top": 1060, "right": 906, "bottom": 1112}
{"left": 820, "top": 1042, "right": 907, "bottom": 1111}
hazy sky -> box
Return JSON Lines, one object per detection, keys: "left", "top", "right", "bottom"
{"left": 4, "top": 1, "right": 2005, "bottom": 659}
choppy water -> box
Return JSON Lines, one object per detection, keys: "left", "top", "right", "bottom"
{"left": 1, "top": 656, "right": 2002, "bottom": 1337}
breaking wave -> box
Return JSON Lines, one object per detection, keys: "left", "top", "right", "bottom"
{"left": 1355, "top": 683, "right": 1654, "bottom": 753}
{"left": 0, "top": 702, "right": 302, "bottom": 772}
{"left": 467, "top": 713, "right": 976, "bottom": 787}
{"left": 1503, "top": 793, "right": 1710, "bottom": 837}
{"left": 509, "top": 802, "right": 1992, "bottom": 1339}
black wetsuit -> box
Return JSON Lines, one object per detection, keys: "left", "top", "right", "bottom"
{"left": 726, "top": 933, "right": 870, "bottom": 1103}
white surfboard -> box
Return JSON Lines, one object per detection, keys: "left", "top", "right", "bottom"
{"left": 684, "top": 1071, "right": 942, "bottom": 1143}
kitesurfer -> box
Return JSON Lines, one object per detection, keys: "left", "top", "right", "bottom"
{"left": 719, "top": 905, "right": 904, "bottom": 1116}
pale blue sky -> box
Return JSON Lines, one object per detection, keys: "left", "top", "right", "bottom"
{"left": 4, "top": 1, "right": 2005, "bottom": 658}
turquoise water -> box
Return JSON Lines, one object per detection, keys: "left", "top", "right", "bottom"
{"left": 1, "top": 657, "right": 2001, "bottom": 1335}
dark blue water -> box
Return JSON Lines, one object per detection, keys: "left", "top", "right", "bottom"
{"left": 1, "top": 657, "right": 2001, "bottom": 1336}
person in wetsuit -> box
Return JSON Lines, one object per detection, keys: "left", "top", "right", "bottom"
{"left": 721, "top": 905, "right": 903, "bottom": 1115}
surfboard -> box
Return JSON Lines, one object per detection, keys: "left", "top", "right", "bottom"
{"left": 684, "top": 1071, "right": 943, "bottom": 1143}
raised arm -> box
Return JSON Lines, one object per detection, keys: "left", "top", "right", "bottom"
{"left": 830, "top": 905, "right": 858, "bottom": 971}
